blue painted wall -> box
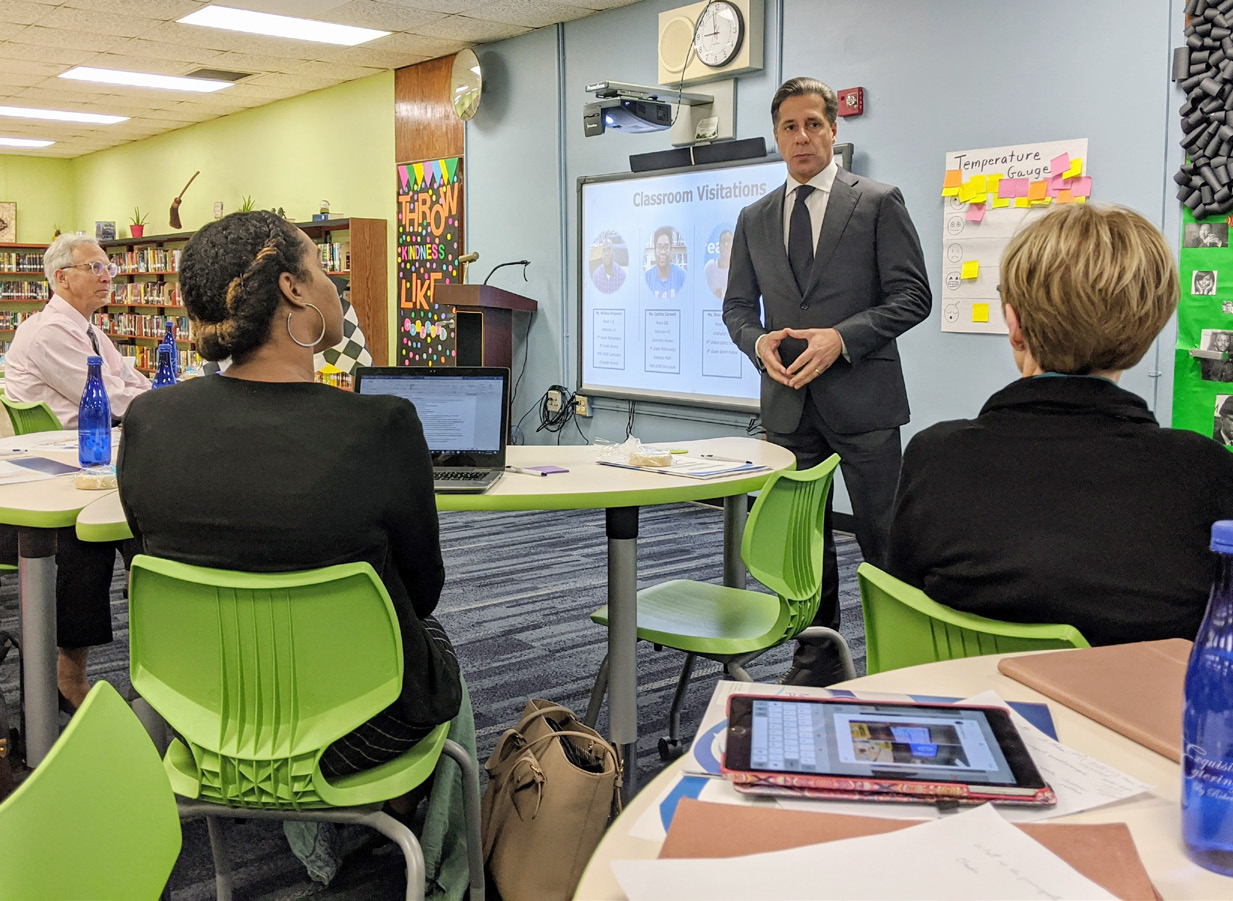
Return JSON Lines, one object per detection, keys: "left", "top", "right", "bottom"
{"left": 468, "top": 0, "right": 1183, "bottom": 510}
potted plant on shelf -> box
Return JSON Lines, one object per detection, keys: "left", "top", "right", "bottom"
{"left": 130, "top": 207, "right": 148, "bottom": 238}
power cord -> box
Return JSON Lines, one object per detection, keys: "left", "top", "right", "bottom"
{"left": 626, "top": 400, "right": 636, "bottom": 438}
{"left": 537, "top": 384, "right": 577, "bottom": 437}
{"left": 669, "top": 0, "right": 714, "bottom": 127}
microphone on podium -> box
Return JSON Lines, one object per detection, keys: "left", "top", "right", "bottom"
{"left": 458, "top": 250, "right": 479, "bottom": 282}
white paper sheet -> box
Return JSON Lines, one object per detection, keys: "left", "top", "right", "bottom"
{"left": 612, "top": 803, "right": 1117, "bottom": 901}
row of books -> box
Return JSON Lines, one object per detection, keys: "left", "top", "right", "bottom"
{"left": 110, "top": 282, "right": 181, "bottom": 306}
{"left": 0, "top": 281, "right": 50, "bottom": 301}
{"left": 94, "top": 312, "right": 191, "bottom": 341}
{"left": 117, "top": 343, "right": 200, "bottom": 373}
{"left": 319, "top": 242, "right": 350, "bottom": 272}
{"left": 315, "top": 369, "right": 353, "bottom": 390}
{"left": 0, "top": 251, "right": 43, "bottom": 273}
{"left": 113, "top": 248, "right": 182, "bottom": 274}
{"left": 0, "top": 311, "right": 36, "bottom": 330}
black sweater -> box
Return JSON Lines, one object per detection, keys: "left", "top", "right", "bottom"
{"left": 118, "top": 375, "right": 460, "bottom": 727}
{"left": 886, "top": 376, "right": 1233, "bottom": 646}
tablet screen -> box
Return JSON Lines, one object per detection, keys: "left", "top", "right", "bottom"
{"left": 745, "top": 698, "right": 1019, "bottom": 786}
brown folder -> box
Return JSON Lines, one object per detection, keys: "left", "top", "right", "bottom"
{"left": 660, "top": 798, "right": 1160, "bottom": 901}
{"left": 996, "top": 639, "right": 1191, "bottom": 763}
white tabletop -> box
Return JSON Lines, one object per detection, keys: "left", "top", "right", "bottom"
{"left": 576, "top": 652, "right": 1231, "bottom": 901}
{"left": 0, "top": 430, "right": 116, "bottom": 529}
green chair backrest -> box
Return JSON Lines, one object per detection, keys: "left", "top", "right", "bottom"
{"left": 129, "top": 555, "right": 404, "bottom": 809}
{"left": 0, "top": 396, "right": 61, "bottom": 435}
{"left": 741, "top": 454, "right": 840, "bottom": 642}
{"left": 0, "top": 681, "right": 181, "bottom": 901}
{"left": 858, "top": 563, "right": 1090, "bottom": 675}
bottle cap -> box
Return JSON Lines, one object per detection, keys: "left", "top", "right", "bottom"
{"left": 1212, "top": 520, "right": 1233, "bottom": 553}
{"left": 86, "top": 354, "right": 101, "bottom": 365}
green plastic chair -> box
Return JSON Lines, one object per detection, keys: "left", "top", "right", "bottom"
{"left": 858, "top": 563, "right": 1090, "bottom": 674}
{"left": 0, "top": 396, "right": 61, "bottom": 435}
{"left": 128, "top": 555, "right": 484, "bottom": 901}
{"left": 0, "top": 680, "right": 181, "bottom": 900}
{"left": 585, "top": 455, "right": 853, "bottom": 759}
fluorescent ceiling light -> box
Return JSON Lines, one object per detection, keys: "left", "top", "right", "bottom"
{"left": 0, "top": 137, "right": 54, "bottom": 148}
{"left": 178, "top": 5, "right": 389, "bottom": 46}
{"left": 60, "top": 66, "right": 232, "bottom": 93}
{"left": 0, "top": 106, "right": 127, "bottom": 125}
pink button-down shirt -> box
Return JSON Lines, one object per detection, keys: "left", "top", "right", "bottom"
{"left": 6, "top": 294, "right": 150, "bottom": 427}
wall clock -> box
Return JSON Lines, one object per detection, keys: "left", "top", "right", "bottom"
{"left": 693, "top": 0, "right": 744, "bottom": 68}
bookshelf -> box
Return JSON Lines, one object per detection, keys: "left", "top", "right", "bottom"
{"left": 0, "top": 243, "right": 52, "bottom": 353}
{"left": 299, "top": 218, "right": 388, "bottom": 368}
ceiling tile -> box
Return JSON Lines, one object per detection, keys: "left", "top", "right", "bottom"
{"left": 411, "top": 15, "right": 530, "bottom": 42}
{"left": 0, "top": 58, "right": 64, "bottom": 79}
{"left": 309, "top": 45, "right": 428, "bottom": 69}
{"left": 364, "top": 30, "right": 465, "bottom": 58}
{"left": 60, "top": 0, "right": 207, "bottom": 17}
{"left": 385, "top": 0, "right": 489, "bottom": 13}
{"left": 471, "top": 0, "right": 595, "bottom": 28}
{"left": 0, "top": 73, "right": 44, "bottom": 89}
{"left": 0, "top": 2, "right": 54, "bottom": 26}
{"left": 37, "top": 7, "right": 166, "bottom": 39}
{"left": 0, "top": 41, "right": 97, "bottom": 66}
{"left": 205, "top": 51, "right": 311, "bottom": 74}
{"left": 73, "top": 53, "right": 202, "bottom": 76}
{"left": 327, "top": 1, "right": 449, "bottom": 31}
{"left": 8, "top": 26, "right": 132, "bottom": 54}
{"left": 105, "top": 38, "right": 228, "bottom": 65}
{"left": 242, "top": 72, "right": 349, "bottom": 93}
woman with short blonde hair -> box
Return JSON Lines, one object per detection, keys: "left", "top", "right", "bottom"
{"left": 887, "top": 203, "right": 1233, "bottom": 646}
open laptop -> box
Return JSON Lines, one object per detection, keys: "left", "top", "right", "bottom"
{"left": 354, "top": 366, "right": 510, "bottom": 494}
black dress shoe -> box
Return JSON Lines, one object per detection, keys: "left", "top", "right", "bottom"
{"left": 777, "top": 659, "right": 847, "bottom": 688}
{"left": 58, "top": 690, "right": 78, "bottom": 715}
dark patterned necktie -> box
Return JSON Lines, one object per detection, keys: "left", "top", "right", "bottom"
{"left": 86, "top": 324, "right": 101, "bottom": 356}
{"left": 789, "top": 184, "right": 816, "bottom": 292}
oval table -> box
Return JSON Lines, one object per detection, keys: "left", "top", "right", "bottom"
{"left": 0, "top": 430, "right": 118, "bottom": 765}
{"left": 78, "top": 436, "right": 796, "bottom": 800}
{"left": 575, "top": 651, "right": 1232, "bottom": 900}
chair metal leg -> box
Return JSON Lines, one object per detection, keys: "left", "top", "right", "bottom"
{"left": 362, "top": 810, "right": 426, "bottom": 901}
{"left": 667, "top": 653, "right": 696, "bottom": 744}
{"left": 442, "top": 739, "right": 486, "bottom": 901}
{"left": 130, "top": 695, "right": 170, "bottom": 755}
{"left": 797, "top": 626, "right": 856, "bottom": 681}
{"left": 204, "top": 815, "right": 233, "bottom": 901}
{"left": 584, "top": 653, "right": 610, "bottom": 728}
{"left": 725, "top": 661, "right": 754, "bottom": 681}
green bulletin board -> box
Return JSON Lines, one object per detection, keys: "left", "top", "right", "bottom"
{"left": 1173, "top": 209, "right": 1233, "bottom": 447}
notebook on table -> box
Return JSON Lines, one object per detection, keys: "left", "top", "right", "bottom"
{"left": 353, "top": 366, "right": 510, "bottom": 494}
{"left": 997, "top": 639, "right": 1191, "bottom": 762}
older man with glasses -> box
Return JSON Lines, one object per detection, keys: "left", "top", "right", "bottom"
{"left": 3, "top": 234, "right": 149, "bottom": 710}
{"left": 7, "top": 234, "right": 149, "bottom": 424}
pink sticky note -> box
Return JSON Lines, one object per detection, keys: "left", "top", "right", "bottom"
{"left": 1050, "top": 152, "right": 1070, "bottom": 177}
{"left": 999, "top": 178, "right": 1028, "bottom": 198}
{"left": 1047, "top": 174, "right": 1068, "bottom": 197}
{"left": 966, "top": 202, "right": 986, "bottom": 223}
{"left": 1070, "top": 176, "right": 1092, "bottom": 198}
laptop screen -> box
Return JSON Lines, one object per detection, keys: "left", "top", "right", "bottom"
{"left": 355, "top": 368, "right": 508, "bottom": 461}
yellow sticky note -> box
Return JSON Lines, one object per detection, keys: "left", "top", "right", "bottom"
{"left": 1015, "top": 197, "right": 1031, "bottom": 208}
{"left": 1075, "top": 195, "right": 1087, "bottom": 203}
{"left": 961, "top": 260, "right": 979, "bottom": 279}
{"left": 972, "top": 303, "right": 990, "bottom": 323}
{"left": 970, "top": 174, "right": 987, "bottom": 193}
{"left": 1064, "top": 157, "right": 1082, "bottom": 178}
{"left": 1032, "top": 197, "right": 1053, "bottom": 206}
{"left": 958, "top": 181, "right": 976, "bottom": 203}
{"left": 942, "top": 186, "right": 959, "bottom": 197}
{"left": 943, "top": 168, "right": 962, "bottom": 188}
{"left": 992, "top": 197, "right": 1010, "bottom": 209}
{"left": 971, "top": 193, "right": 988, "bottom": 205}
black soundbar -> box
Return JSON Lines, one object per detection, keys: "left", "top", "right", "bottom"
{"left": 629, "top": 137, "right": 769, "bottom": 173}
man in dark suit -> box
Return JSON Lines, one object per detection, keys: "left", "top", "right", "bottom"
{"left": 723, "top": 77, "right": 932, "bottom": 686}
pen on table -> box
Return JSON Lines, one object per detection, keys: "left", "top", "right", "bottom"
{"left": 505, "top": 465, "right": 547, "bottom": 477}
{"left": 700, "top": 454, "right": 753, "bottom": 464}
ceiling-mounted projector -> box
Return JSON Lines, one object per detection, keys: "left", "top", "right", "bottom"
{"left": 583, "top": 80, "right": 713, "bottom": 138}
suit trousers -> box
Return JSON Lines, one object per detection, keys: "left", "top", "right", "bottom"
{"left": 0, "top": 525, "right": 119, "bottom": 649}
{"left": 766, "top": 396, "right": 901, "bottom": 674}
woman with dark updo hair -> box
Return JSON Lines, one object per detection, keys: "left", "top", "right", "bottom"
{"left": 118, "top": 211, "right": 462, "bottom": 779}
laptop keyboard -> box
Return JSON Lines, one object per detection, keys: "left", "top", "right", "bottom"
{"left": 434, "top": 470, "right": 490, "bottom": 481}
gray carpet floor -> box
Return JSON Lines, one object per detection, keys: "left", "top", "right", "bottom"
{"left": 0, "top": 502, "right": 866, "bottom": 900}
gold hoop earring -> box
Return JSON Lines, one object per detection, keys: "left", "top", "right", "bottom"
{"left": 287, "top": 303, "right": 326, "bottom": 348}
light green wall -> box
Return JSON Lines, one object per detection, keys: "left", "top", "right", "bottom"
{"left": 0, "top": 156, "right": 75, "bottom": 243}
{"left": 71, "top": 71, "right": 398, "bottom": 356}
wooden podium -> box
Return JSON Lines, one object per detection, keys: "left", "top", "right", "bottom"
{"left": 433, "top": 284, "right": 537, "bottom": 369}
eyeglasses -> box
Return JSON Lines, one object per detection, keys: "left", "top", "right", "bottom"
{"left": 61, "top": 261, "right": 119, "bottom": 278}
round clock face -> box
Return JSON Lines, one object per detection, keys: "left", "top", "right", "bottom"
{"left": 693, "top": 0, "right": 744, "bottom": 68}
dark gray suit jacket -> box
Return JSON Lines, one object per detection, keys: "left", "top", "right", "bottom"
{"left": 723, "top": 168, "right": 931, "bottom": 435}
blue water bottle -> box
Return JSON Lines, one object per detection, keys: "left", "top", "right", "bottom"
{"left": 78, "top": 355, "right": 111, "bottom": 468}
{"left": 1182, "top": 519, "right": 1233, "bottom": 875}
{"left": 161, "top": 321, "right": 179, "bottom": 377}
{"left": 152, "top": 344, "right": 177, "bottom": 389}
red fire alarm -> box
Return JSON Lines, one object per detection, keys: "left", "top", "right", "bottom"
{"left": 837, "top": 87, "right": 864, "bottom": 118}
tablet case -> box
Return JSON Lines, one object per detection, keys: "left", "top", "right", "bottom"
{"left": 996, "top": 639, "right": 1191, "bottom": 763}
{"left": 660, "top": 799, "right": 1160, "bottom": 901}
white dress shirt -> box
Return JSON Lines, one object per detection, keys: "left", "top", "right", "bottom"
{"left": 782, "top": 157, "right": 839, "bottom": 255}
{"left": 6, "top": 294, "right": 150, "bottom": 427}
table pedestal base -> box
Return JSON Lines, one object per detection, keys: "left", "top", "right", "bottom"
{"left": 19, "top": 528, "right": 58, "bottom": 767}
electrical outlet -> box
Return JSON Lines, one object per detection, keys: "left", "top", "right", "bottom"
{"left": 574, "top": 394, "right": 590, "bottom": 417}
{"left": 546, "top": 389, "right": 563, "bottom": 413}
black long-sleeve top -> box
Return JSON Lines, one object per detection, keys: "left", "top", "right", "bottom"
{"left": 887, "top": 375, "right": 1233, "bottom": 646}
{"left": 118, "top": 374, "right": 460, "bottom": 726}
